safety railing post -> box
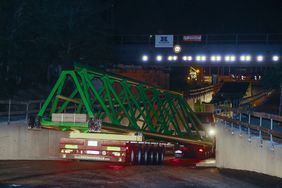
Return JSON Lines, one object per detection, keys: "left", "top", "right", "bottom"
{"left": 270, "top": 118, "right": 273, "bottom": 146}
{"left": 231, "top": 122, "right": 234, "bottom": 134}
{"left": 248, "top": 114, "right": 251, "bottom": 138}
{"left": 25, "top": 102, "right": 29, "bottom": 122}
{"left": 259, "top": 116, "right": 263, "bottom": 145}
{"left": 8, "top": 99, "right": 11, "bottom": 125}
{"left": 239, "top": 113, "right": 242, "bottom": 135}
{"left": 248, "top": 114, "right": 251, "bottom": 141}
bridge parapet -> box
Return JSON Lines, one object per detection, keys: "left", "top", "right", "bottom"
{"left": 187, "top": 84, "right": 222, "bottom": 98}
{"left": 215, "top": 110, "right": 282, "bottom": 178}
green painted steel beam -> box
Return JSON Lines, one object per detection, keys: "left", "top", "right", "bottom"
{"left": 37, "top": 64, "right": 207, "bottom": 141}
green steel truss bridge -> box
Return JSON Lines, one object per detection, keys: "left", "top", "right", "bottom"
{"left": 38, "top": 64, "right": 210, "bottom": 144}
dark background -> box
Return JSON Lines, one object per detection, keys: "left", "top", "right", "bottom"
{"left": 114, "top": 0, "right": 282, "bottom": 34}
{"left": 0, "top": 0, "right": 281, "bottom": 98}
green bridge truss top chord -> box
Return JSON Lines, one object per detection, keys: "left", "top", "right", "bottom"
{"left": 38, "top": 64, "right": 204, "bottom": 139}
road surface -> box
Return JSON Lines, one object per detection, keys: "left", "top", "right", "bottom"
{"left": 0, "top": 160, "right": 281, "bottom": 187}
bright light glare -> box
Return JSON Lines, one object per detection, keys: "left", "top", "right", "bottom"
{"left": 208, "top": 128, "right": 216, "bottom": 136}
{"left": 173, "top": 56, "right": 178, "bottom": 61}
{"left": 246, "top": 55, "right": 251, "bottom": 61}
{"left": 183, "top": 56, "right": 192, "bottom": 61}
{"left": 257, "top": 55, "right": 264, "bottom": 62}
{"left": 230, "top": 56, "right": 236, "bottom": 61}
{"left": 174, "top": 45, "right": 182, "bottom": 53}
{"left": 196, "top": 55, "right": 206, "bottom": 62}
{"left": 240, "top": 55, "right": 251, "bottom": 61}
{"left": 142, "top": 55, "right": 148, "bottom": 62}
{"left": 273, "top": 55, "right": 279, "bottom": 61}
{"left": 168, "top": 56, "right": 173, "bottom": 61}
{"left": 211, "top": 55, "right": 221, "bottom": 62}
{"left": 225, "top": 55, "right": 236, "bottom": 62}
{"left": 156, "top": 55, "right": 162, "bottom": 61}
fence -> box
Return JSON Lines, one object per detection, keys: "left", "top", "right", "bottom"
{"left": 0, "top": 100, "right": 44, "bottom": 124}
{"left": 215, "top": 108, "right": 282, "bottom": 146}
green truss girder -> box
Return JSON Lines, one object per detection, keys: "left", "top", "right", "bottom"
{"left": 38, "top": 65, "right": 203, "bottom": 138}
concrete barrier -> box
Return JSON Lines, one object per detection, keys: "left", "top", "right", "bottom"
{"left": 0, "top": 122, "right": 69, "bottom": 160}
{"left": 216, "top": 123, "right": 282, "bottom": 178}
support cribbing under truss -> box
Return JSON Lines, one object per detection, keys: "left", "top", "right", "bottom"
{"left": 38, "top": 64, "right": 204, "bottom": 139}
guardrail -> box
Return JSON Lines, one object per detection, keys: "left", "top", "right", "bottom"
{"left": 0, "top": 100, "right": 44, "bottom": 124}
{"left": 215, "top": 107, "right": 282, "bottom": 145}
{"left": 240, "top": 90, "right": 274, "bottom": 106}
{"left": 187, "top": 83, "right": 222, "bottom": 98}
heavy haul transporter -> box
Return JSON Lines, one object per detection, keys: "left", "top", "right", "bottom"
{"left": 33, "top": 64, "right": 215, "bottom": 164}
{"left": 52, "top": 113, "right": 170, "bottom": 164}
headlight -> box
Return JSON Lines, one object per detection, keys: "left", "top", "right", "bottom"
{"left": 208, "top": 128, "right": 216, "bottom": 136}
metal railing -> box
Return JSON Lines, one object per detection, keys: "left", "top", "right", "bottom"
{"left": 113, "top": 33, "right": 282, "bottom": 45}
{"left": 0, "top": 100, "right": 44, "bottom": 124}
{"left": 187, "top": 83, "right": 222, "bottom": 98}
{"left": 240, "top": 90, "right": 274, "bottom": 106}
{"left": 215, "top": 107, "right": 282, "bottom": 146}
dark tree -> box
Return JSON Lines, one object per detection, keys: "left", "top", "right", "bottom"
{"left": 0, "top": 0, "right": 115, "bottom": 98}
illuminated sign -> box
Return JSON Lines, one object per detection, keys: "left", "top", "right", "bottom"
{"left": 155, "top": 35, "right": 174, "bottom": 48}
{"left": 183, "top": 35, "right": 202, "bottom": 42}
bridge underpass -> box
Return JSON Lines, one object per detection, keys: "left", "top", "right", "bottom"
{"left": 1, "top": 64, "right": 282, "bottom": 186}
{"left": 113, "top": 33, "right": 282, "bottom": 67}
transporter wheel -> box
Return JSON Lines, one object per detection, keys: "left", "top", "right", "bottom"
{"left": 154, "top": 150, "right": 160, "bottom": 165}
{"left": 137, "top": 148, "right": 142, "bottom": 165}
{"left": 158, "top": 148, "right": 164, "bottom": 165}
{"left": 28, "top": 116, "right": 35, "bottom": 129}
{"left": 148, "top": 147, "right": 155, "bottom": 165}
{"left": 130, "top": 149, "right": 135, "bottom": 164}
{"left": 143, "top": 147, "right": 148, "bottom": 165}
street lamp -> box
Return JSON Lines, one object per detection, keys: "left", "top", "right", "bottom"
{"left": 173, "top": 45, "right": 182, "bottom": 53}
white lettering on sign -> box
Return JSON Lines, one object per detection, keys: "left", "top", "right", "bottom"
{"left": 183, "top": 35, "right": 202, "bottom": 42}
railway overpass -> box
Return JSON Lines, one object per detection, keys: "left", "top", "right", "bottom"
{"left": 112, "top": 33, "right": 282, "bottom": 79}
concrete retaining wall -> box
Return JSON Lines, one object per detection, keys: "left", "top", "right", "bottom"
{"left": 0, "top": 122, "right": 69, "bottom": 160}
{"left": 187, "top": 92, "right": 213, "bottom": 111}
{"left": 216, "top": 123, "right": 282, "bottom": 178}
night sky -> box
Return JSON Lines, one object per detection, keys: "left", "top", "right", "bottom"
{"left": 114, "top": 0, "right": 282, "bottom": 34}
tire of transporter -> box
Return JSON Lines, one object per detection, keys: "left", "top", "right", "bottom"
{"left": 152, "top": 147, "right": 159, "bottom": 165}
{"left": 158, "top": 149, "right": 164, "bottom": 165}
{"left": 137, "top": 147, "right": 142, "bottom": 165}
{"left": 130, "top": 149, "right": 135, "bottom": 165}
{"left": 143, "top": 147, "right": 148, "bottom": 165}
{"left": 148, "top": 148, "right": 155, "bottom": 165}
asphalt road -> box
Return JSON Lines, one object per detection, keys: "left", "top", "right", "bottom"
{"left": 0, "top": 160, "right": 281, "bottom": 188}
